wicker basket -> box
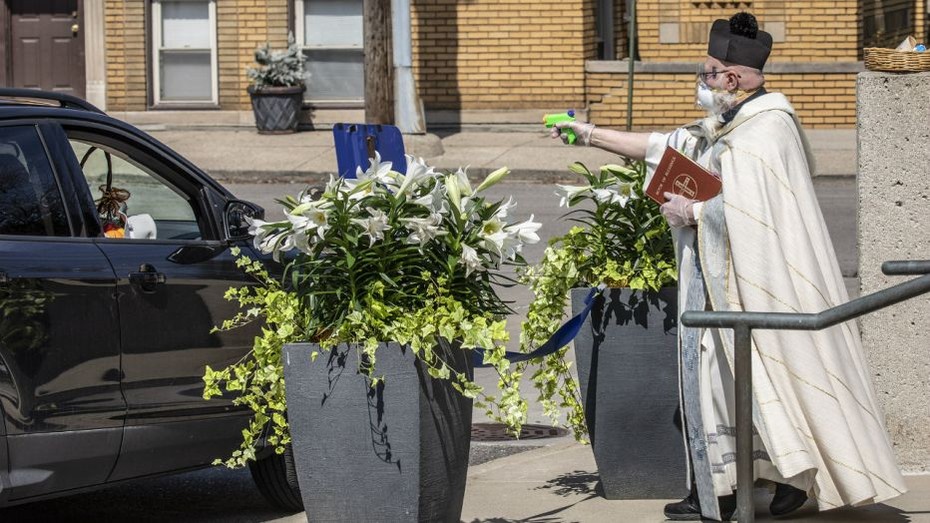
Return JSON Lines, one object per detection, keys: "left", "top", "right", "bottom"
{"left": 864, "top": 47, "right": 930, "bottom": 73}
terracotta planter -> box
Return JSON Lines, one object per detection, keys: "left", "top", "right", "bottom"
{"left": 572, "top": 286, "right": 688, "bottom": 499}
{"left": 283, "top": 341, "right": 472, "bottom": 522}
{"left": 247, "top": 85, "right": 305, "bottom": 134}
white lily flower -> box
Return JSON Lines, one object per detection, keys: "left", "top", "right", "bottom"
{"left": 247, "top": 217, "right": 296, "bottom": 259}
{"left": 323, "top": 174, "right": 342, "bottom": 195}
{"left": 246, "top": 216, "right": 270, "bottom": 238}
{"left": 403, "top": 213, "right": 446, "bottom": 248}
{"left": 459, "top": 244, "right": 485, "bottom": 276}
{"left": 593, "top": 181, "right": 635, "bottom": 207}
{"left": 396, "top": 155, "right": 435, "bottom": 196}
{"left": 497, "top": 215, "right": 542, "bottom": 261}
{"left": 506, "top": 215, "right": 542, "bottom": 245}
{"left": 288, "top": 200, "right": 330, "bottom": 243}
{"left": 495, "top": 196, "right": 516, "bottom": 219}
{"left": 351, "top": 209, "right": 389, "bottom": 246}
{"left": 355, "top": 151, "right": 393, "bottom": 184}
{"left": 479, "top": 217, "right": 508, "bottom": 257}
{"left": 412, "top": 180, "right": 448, "bottom": 214}
{"left": 265, "top": 230, "right": 296, "bottom": 261}
{"left": 556, "top": 184, "right": 590, "bottom": 208}
{"left": 347, "top": 178, "right": 377, "bottom": 201}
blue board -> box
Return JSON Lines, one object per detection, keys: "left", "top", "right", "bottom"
{"left": 332, "top": 123, "right": 407, "bottom": 179}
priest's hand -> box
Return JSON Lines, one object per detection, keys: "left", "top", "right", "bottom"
{"left": 660, "top": 192, "right": 697, "bottom": 228}
{"left": 551, "top": 121, "right": 595, "bottom": 146}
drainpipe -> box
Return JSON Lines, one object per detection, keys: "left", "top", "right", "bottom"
{"left": 626, "top": 0, "right": 636, "bottom": 131}
{"left": 391, "top": 0, "right": 426, "bottom": 134}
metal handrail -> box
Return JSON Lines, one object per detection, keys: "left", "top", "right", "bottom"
{"left": 679, "top": 260, "right": 930, "bottom": 523}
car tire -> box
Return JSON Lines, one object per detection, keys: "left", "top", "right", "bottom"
{"left": 249, "top": 444, "right": 303, "bottom": 512}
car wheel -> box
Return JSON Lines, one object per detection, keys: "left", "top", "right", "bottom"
{"left": 249, "top": 444, "right": 303, "bottom": 512}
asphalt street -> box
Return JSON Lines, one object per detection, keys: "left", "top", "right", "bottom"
{"left": 0, "top": 177, "right": 857, "bottom": 521}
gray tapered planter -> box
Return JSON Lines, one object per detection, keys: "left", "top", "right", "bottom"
{"left": 283, "top": 341, "right": 472, "bottom": 523}
{"left": 572, "top": 287, "right": 687, "bottom": 499}
{"left": 248, "top": 85, "right": 305, "bottom": 134}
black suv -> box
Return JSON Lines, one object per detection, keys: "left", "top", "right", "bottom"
{"left": 0, "top": 89, "right": 299, "bottom": 510}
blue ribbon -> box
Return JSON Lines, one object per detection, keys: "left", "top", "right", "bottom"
{"left": 472, "top": 284, "right": 606, "bottom": 368}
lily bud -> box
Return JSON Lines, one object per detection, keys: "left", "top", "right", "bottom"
{"left": 445, "top": 173, "right": 462, "bottom": 212}
{"left": 475, "top": 166, "right": 510, "bottom": 193}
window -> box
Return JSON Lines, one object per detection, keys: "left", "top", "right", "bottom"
{"left": 0, "top": 126, "right": 69, "bottom": 237}
{"left": 152, "top": 0, "right": 218, "bottom": 105}
{"left": 296, "top": 0, "right": 365, "bottom": 103}
{"left": 69, "top": 139, "right": 203, "bottom": 241}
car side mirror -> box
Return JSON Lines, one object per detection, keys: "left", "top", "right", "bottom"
{"left": 224, "top": 200, "right": 264, "bottom": 242}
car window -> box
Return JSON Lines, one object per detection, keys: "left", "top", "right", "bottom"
{"left": 68, "top": 138, "right": 203, "bottom": 241}
{"left": 0, "top": 125, "right": 70, "bottom": 237}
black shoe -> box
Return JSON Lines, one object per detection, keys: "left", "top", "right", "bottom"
{"left": 663, "top": 491, "right": 736, "bottom": 521}
{"left": 663, "top": 492, "right": 702, "bottom": 521}
{"left": 770, "top": 482, "right": 808, "bottom": 516}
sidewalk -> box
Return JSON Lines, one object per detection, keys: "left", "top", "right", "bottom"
{"left": 141, "top": 126, "right": 858, "bottom": 183}
{"left": 151, "top": 123, "right": 884, "bottom": 523}
{"left": 461, "top": 439, "right": 930, "bottom": 522}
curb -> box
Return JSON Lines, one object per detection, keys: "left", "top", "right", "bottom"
{"left": 210, "top": 169, "right": 856, "bottom": 185}
{"left": 208, "top": 168, "right": 603, "bottom": 185}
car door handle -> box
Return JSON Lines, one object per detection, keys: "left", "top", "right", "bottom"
{"left": 129, "top": 264, "right": 166, "bottom": 292}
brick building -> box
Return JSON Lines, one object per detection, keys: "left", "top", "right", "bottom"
{"left": 2, "top": 1, "right": 926, "bottom": 130}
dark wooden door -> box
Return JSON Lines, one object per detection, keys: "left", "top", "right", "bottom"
{"left": 9, "top": 0, "right": 85, "bottom": 97}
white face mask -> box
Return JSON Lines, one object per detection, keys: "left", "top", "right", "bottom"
{"left": 695, "top": 82, "right": 717, "bottom": 110}
{"left": 695, "top": 80, "right": 738, "bottom": 116}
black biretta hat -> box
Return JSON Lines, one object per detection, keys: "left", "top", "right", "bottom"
{"left": 707, "top": 13, "right": 773, "bottom": 69}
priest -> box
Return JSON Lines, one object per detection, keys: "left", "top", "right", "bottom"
{"left": 551, "top": 12, "right": 908, "bottom": 521}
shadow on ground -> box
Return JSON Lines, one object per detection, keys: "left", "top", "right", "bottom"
{"left": 534, "top": 469, "right": 601, "bottom": 497}
{"left": 0, "top": 467, "right": 296, "bottom": 523}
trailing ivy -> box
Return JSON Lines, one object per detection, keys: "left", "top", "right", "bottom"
{"left": 204, "top": 156, "right": 535, "bottom": 467}
{"left": 516, "top": 160, "right": 678, "bottom": 441}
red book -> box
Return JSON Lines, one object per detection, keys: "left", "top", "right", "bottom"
{"left": 645, "top": 146, "right": 722, "bottom": 205}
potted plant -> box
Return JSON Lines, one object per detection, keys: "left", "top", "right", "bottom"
{"left": 203, "top": 155, "right": 536, "bottom": 522}
{"left": 518, "top": 160, "right": 686, "bottom": 499}
{"left": 246, "top": 33, "right": 306, "bottom": 134}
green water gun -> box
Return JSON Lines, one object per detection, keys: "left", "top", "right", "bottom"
{"left": 543, "top": 110, "right": 577, "bottom": 144}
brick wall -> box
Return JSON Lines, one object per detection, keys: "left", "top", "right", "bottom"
{"left": 585, "top": 4, "right": 864, "bottom": 130}
{"left": 636, "top": 3, "right": 859, "bottom": 63}
{"left": 410, "top": 0, "right": 596, "bottom": 110}
{"left": 586, "top": 70, "right": 858, "bottom": 130}
{"left": 105, "top": 0, "right": 287, "bottom": 111}
{"left": 105, "top": 0, "right": 147, "bottom": 111}
{"left": 102, "top": 0, "right": 916, "bottom": 128}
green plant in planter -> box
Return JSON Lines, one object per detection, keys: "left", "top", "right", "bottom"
{"left": 517, "top": 159, "right": 678, "bottom": 441}
{"left": 204, "top": 155, "right": 538, "bottom": 467}
{"left": 247, "top": 33, "right": 305, "bottom": 89}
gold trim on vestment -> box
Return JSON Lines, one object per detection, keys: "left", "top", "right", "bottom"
{"left": 724, "top": 201, "right": 775, "bottom": 232}
{"left": 786, "top": 260, "right": 835, "bottom": 308}
{"left": 736, "top": 274, "right": 800, "bottom": 313}
{"left": 724, "top": 145, "right": 794, "bottom": 194}
{"left": 757, "top": 349, "right": 838, "bottom": 401}
{"left": 794, "top": 425, "right": 906, "bottom": 496}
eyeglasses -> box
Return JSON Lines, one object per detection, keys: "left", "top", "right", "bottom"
{"left": 696, "top": 65, "right": 732, "bottom": 81}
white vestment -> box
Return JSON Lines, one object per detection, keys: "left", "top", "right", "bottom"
{"left": 644, "top": 92, "right": 907, "bottom": 518}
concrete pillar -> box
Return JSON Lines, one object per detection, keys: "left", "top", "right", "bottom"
{"left": 857, "top": 71, "right": 930, "bottom": 472}
{"left": 84, "top": 0, "right": 106, "bottom": 110}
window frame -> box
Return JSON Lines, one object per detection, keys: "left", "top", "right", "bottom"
{"left": 151, "top": 0, "right": 219, "bottom": 108}
{"left": 61, "top": 124, "right": 218, "bottom": 243}
{"left": 0, "top": 122, "right": 74, "bottom": 239}
{"left": 294, "top": 0, "right": 366, "bottom": 106}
